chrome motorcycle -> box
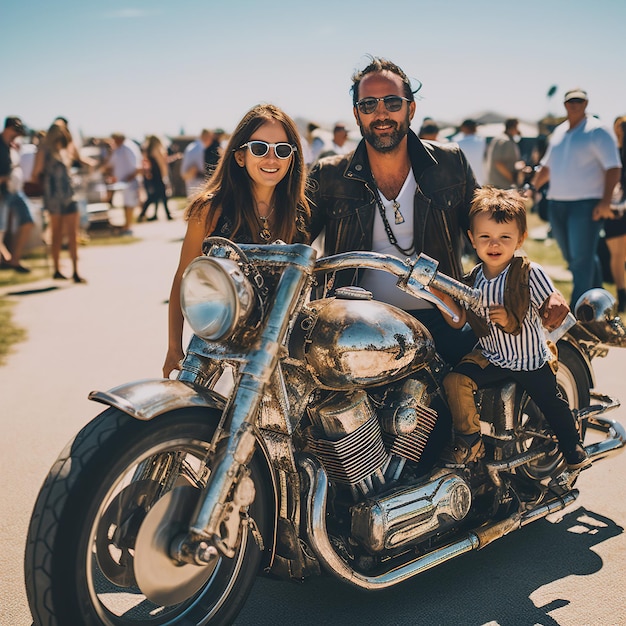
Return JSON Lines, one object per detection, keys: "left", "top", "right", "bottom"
{"left": 25, "top": 238, "right": 626, "bottom": 625}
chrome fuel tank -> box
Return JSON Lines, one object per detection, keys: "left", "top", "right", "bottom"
{"left": 293, "top": 298, "right": 435, "bottom": 390}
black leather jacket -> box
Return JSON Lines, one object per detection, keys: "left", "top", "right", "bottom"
{"left": 308, "top": 130, "right": 478, "bottom": 287}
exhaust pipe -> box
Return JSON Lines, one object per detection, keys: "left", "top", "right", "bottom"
{"left": 298, "top": 454, "right": 578, "bottom": 591}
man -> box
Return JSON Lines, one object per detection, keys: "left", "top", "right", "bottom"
{"left": 485, "top": 118, "right": 524, "bottom": 189}
{"left": 0, "top": 116, "right": 35, "bottom": 272}
{"left": 181, "top": 129, "right": 213, "bottom": 198}
{"left": 318, "top": 122, "right": 351, "bottom": 159}
{"left": 531, "top": 88, "right": 622, "bottom": 307}
{"left": 452, "top": 119, "right": 486, "bottom": 185}
{"left": 105, "top": 133, "right": 142, "bottom": 235}
{"left": 308, "top": 56, "right": 568, "bottom": 474}
{"left": 308, "top": 57, "right": 568, "bottom": 362}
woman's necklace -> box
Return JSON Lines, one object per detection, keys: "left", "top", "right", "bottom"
{"left": 257, "top": 204, "right": 275, "bottom": 241}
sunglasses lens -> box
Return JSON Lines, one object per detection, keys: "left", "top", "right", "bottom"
{"left": 248, "top": 141, "right": 269, "bottom": 157}
{"left": 275, "top": 143, "right": 293, "bottom": 159}
{"left": 384, "top": 96, "right": 403, "bottom": 112}
{"left": 358, "top": 98, "right": 377, "bottom": 114}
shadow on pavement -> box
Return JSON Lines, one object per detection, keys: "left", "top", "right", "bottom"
{"left": 235, "top": 506, "right": 623, "bottom": 625}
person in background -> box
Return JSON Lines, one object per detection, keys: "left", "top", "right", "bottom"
{"left": 485, "top": 118, "right": 524, "bottom": 189}
{"left": 436, "top": 187, "right": 590, "bottom": 470}
{"left": 138, "top": 135, "right": 172, "bottom": 221}
{"left": 203, "top": 128, "right": 225, "bottom": 178}
{"left": 163, "top": 104, "right": 311, "bottom": 378}
{"left": 0, "top": 116, "right": 35, "bottom": 273}
{"left": 103, "top": 132, "right": 142, "bottom": 236}
{"left": 180, "top": 129, "right": 213, "bottom": 198}
{"left": 452, "top": 119, "right": 486, "bottom": 185}
{"left": 31, "top": 122, "right": 86, "bottom": 283}
{"left": 603, "top": 115, "right": 626, "bottom": 312}
{"left": 318, "top": 122, "right": 352, "bottom": 159}
{"left": 418, "top": 118, "right": 441, "bottom": 141}
{"left": 303, "top": 122, "right": 325, "bottom": 168}
{"left": 531, "top": 89, "right": 622, "bottom": 308}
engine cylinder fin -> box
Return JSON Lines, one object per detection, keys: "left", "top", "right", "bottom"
{"left": 383, "top": 406, "right": 438, "bottom": 464}
{"left": 306, "top": 417, "right": 388, "bottom": 485}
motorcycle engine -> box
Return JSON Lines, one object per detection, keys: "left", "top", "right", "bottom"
{"left": 305, "top": 378, "right": 438, "bottom": 500}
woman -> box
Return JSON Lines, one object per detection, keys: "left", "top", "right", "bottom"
{"left": 138, "top": 135, "right": 172, "bottom": 221}
{"left": 31, "top": 122, "right": 86, "bottom": 283}
{"left": 604, "top": 116, "right": 626, "bottom": 312}
{"left": 163, "top": 103, "right": 310, "bottom": 377}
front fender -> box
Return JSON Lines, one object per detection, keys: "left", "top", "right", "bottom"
{"left": 88, "top": 378, "right": 227, "bottom": 420}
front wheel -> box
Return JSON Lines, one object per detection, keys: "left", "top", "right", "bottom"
{"left": 25, "top": 407, "right": 270, "bottom": 626}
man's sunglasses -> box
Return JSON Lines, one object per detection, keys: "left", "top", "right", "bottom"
{"left": 356, "top": 95, "right": 411, "bottom": 115}
{"left": 239, "top": 141, "right": 296, "bottom": 159}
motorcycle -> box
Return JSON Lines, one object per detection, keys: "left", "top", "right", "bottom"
{"left": 25, "top": 237, "right": 626, "bottom": 625}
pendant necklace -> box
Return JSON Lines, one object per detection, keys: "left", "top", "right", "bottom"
{"left": 257, "top": 205, "right": 275, "bottom": 241}
{"left": 391, "top": 199, "right": 404, "bottom": 225}
{"left": 371, "top": 175, "right": 415, "bottom": 256}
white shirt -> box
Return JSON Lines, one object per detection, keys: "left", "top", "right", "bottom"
{"left": 360, "top": 170, "right": 430, "bottom": 310}
{"left": 541, "top": 116, "right": 621, "bottom": 200}
{"left": 109, "top": 140, "right": 141, "bottom": 186}
{"left": 452, "top": 133, "right": 486, "bottom": 185}
{"left": 181, "top": 139, "right": 206, "bottom": 196}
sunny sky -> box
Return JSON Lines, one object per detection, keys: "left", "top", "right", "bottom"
{"left": 3, "top": 0, "right": 626, "bottom": 142}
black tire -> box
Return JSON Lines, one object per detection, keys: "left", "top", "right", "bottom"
{"left": 516, "top": 341, "right": 591, "bottom": 481}
{"left": 25, "top": 407, "right": 270, "bottom": 626}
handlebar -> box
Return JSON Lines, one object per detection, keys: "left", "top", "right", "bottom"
{"left": 314, "top": 251, "right": 480, "bottom": 321}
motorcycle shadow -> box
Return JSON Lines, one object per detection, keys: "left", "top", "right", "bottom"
{"left": 234, "top": 507, "right": 623, "bottom": 625}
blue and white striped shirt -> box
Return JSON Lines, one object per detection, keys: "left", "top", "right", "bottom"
{"left": 468, "top": 260, "right": 555, "bottom": 371}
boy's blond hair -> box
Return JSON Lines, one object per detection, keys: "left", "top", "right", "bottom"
{"left": 469, "top": 186, "right": 527, "bottom": 236}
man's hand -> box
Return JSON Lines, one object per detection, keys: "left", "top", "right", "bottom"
{"left": 540, "top": 291, "right": 569, "bottom": 330}
{"left": 593, "top": 199, "right": 615, "bottom": 221}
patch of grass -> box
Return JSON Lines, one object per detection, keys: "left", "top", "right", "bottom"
{"left": 0, "top": 298, "right": 26, "bottom": 366}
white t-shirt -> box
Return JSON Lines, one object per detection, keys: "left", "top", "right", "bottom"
{"left": 181, "top": 139, "right": 205, "bottom": 196}
{"left": 109, "top": 140, "right": 141, "bottom": 187}
{"left": 360, "top": 170, "right": 430, "bottom": 310}
{"left": 541, "top": 116, "right": 621, "bottom": 200}
{"left": 452, "top": 133, "right": 486, "bottom": 185}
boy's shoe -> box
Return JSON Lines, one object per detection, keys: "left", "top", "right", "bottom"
{"left": 441, "top": 435, "right": 485, "bottom": 465}
{"left": 562, "top": 444, "right": 591, "bottom": 470}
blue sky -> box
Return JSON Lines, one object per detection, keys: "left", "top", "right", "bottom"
{"left": 2, "top": 0, "right": 625, "bottom": 141}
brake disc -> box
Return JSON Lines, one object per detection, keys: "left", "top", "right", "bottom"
{"left": 134, "top": 485, "right": 217, "bottom": 605}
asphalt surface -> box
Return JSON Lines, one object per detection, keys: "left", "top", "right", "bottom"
{"left": 1, "top": 215, "right": 625, "bottom": 626}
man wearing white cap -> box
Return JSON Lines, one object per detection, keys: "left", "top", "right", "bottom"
{"left": 531, "top": 88, "right": 621, "bottom": 307}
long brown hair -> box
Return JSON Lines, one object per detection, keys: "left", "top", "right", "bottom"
{"left": 187, "top": 103, "right": 310, "bottom": 244}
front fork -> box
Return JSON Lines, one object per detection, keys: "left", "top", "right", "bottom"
{"left": 175, "top": 262, "right": 311, "bottom": 564}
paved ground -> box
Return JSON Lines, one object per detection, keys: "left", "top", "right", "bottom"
{"left": 1, "top": 214, "right": 625, "bottom": 625}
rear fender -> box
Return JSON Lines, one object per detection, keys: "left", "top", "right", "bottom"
{"left": 88, "top": 378, "right": 227, "bottom": 421}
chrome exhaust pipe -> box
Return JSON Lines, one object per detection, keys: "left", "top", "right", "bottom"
{"left": 298, "top": 454, "right": 578, "bottom": 590}
{"left": 584, "top": 414, "right": 626, "bottom": 460}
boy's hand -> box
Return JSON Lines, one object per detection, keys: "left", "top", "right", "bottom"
{"left": 488, "top": 304, "right": 509, "bottom": 327}
{"left": 540, "top": 292, "right": 569, "bottom": 330}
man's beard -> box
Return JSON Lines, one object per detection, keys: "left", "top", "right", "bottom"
{"left": 360, "top": 114, "right": 410, "bottom": 153}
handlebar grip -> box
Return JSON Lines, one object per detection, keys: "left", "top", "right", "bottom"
{"left": 410, "top": 254, "right": 480, "bottom": 305}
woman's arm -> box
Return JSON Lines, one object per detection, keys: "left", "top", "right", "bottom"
{"left": 162, "top": 212, "right": 209, "bottom": 377}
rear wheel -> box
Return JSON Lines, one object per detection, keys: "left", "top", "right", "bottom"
{"left": 25, "top": 407, "right": 270, "bottom": 626}
{"left": 516, "top": 342, "right": 590, "bottom": 481}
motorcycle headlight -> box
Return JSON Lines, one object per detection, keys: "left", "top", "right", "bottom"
{"left": 180, "top": 256, "right": 254, "bottom": 341}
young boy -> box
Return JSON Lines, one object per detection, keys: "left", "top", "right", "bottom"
{"left": 436, "top": 187, "right": 590, "bottom": 470}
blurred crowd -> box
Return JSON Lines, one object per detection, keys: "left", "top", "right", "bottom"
{"left": 1, "top": 99, "right": 625, "bottom": 308}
